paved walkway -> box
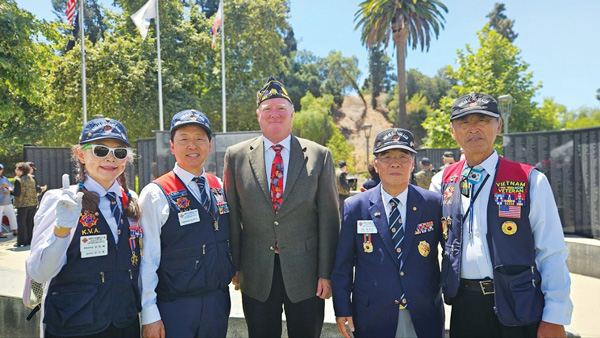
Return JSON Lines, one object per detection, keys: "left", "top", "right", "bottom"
{"left": 1, "top": 233, "right": 598, "bottom": 337}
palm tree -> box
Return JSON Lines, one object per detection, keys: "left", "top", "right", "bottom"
{"left": 355, "top": 0, "right": 447, "bottom": 128}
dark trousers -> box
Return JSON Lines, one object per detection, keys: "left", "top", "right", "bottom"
{"left": 242, "top": 255, "right": 325, "bottom": 338}
{"left": 16, "top": 206, "right": 35, "bottom": 246}
{"left": 450, "top": 286, "right": 539, "bottom": 338}
{"left": 45, "top": 316, "right": 140, "bottom": 338}
{"left": 158, "top": 288, "right": 230, "bottom": 337}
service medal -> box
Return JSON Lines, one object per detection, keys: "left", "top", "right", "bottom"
{"left": 418, "top": 240, "right": 430, "bottom": 257}
{"left": 131, "top": 251, "right": 139, "bottom": 266}
{"left": 363, "top": 234, "right": 373, "bottom": 253}
{"left": 502, "top": 221, "right": 517, "bottom": 235}
{"left": 441, "top": 217, "right": 448, "bottom": 240}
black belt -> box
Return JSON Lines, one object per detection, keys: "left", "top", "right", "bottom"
{"left": 460, "top": 279, "right": 494, "bottom": 295}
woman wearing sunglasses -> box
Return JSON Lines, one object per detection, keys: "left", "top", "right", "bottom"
{"left": 26, "top": 117, "right": 142, "bottom": 337}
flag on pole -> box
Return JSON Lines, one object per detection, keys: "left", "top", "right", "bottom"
{"left": 211, "top": 0, "right": 223, "bottom": 49}
{"left": 131, "top": 0, "right": 157, "bottom": 40}
{"left": 66, "top": 0, "right": 77, "bottom": 25}
{"left": 66, "top": 12, "right": 80, "bottom": 51}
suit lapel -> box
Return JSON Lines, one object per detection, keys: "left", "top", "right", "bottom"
{"left": 402, "top": 185, "right": 424, "bottom": 263}
{"left": 279, "top": 136, "right": 307, "bottom": 207}
{"left": 248, "top": 136, "right": 271, "bottom": 205}
{"left": 368, "top": 185, "right": 400, "bottom": 270}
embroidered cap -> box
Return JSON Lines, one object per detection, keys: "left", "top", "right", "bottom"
{"left": 451, "top": 92, "right": 500, "bottom": 121}
{"left": 170, "top": 109, "right": 213, "bottom": 140}
{"left": 373, "top": 128, "right": 417, "bottom": 154}
{"left": 256, "top": 76, "right": 292, "bottom": 107}
{"left": 79, "top": 117, "right": 131, "bottom": 147}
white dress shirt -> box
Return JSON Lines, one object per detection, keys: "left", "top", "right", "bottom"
{"left": 138, "top": 163, "right": 216, "bottom": 325}
{"left": 430, "top": 151, "right": 573, "bottom": 325}
{"left": 263, "top": 134, "right": 291, "bottom": 193}
{"left": 26, "top": 176, "right": 127, "bottom": 283}
{"left": 380, "top": 186, "right": 408, "bottom": 225}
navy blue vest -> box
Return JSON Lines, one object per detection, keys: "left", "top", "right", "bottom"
{"left": 440, "top": 158, "right": 544, "bottom": 326}
{"left": 153, "top": 172, "right": 235, "bottom": 302}
{"left": 44, "top": 203, "right": 141, "bottom": 336}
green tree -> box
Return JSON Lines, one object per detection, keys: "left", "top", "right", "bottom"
{"left": 318, "top": 51, "right": 364, "bottom": 107}
{"left": 365, "top": 47, "right": 394, "bottom": 108}
{"left": 561, "top": 107, "right": 600, "bottom": 129}
{"left": 355, "top": 0, "right": 447, "bottom": 128}
{"left": 486, "top": 3, "right": 518, "bottom": 42}
{"left": 405, "top": 68, "right": 451, "bottom": 107}
{"left": 388, "top": 92, "right": 432, "bottom": 146}
{"left": 291, "top": 93, "right": 353, "bottom": 166}
{"left": 423, "top": 26, "right": 547, "bottom": 148}
{"left": 279, "top": 50, "right": 322, "bottom": 110}
{"left": 0, "top": 0, "right": 58, "bottom": 163}
{"left": 45, "top": 0, "right": 291, "bottom": 145}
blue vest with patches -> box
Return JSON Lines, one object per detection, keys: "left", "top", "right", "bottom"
{"left": 153, "top": 172, "right": 235, "bottom": 302}
{"left": 440, "top": 157, "right": 544, "bottom": 326}
{"left": 44, "top": 204, "right": 141, "bottom": 336}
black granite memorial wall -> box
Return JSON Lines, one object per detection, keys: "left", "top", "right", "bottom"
{"left": 503, "top": 127, "right": 600, "bottom": 239}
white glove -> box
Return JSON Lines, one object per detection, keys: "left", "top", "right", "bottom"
{"left": 55, "top": 174, "right": 83, "bottom": 228}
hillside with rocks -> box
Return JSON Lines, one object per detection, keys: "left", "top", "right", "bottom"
{"left": 333, "top": 94, "right": 393, "bottom": 172}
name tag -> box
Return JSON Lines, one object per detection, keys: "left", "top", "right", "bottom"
{"left": 357, "top": 220, "right": 377, "bottom": 234}
{"left": 80, "top": 235, "right": 108, "bottom": 258}
{"left": 178, "top": 209, "right": 200, "bottom": 226}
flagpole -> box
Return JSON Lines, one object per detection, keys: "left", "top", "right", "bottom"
{"left": 155, "top": 0, "right": 164, "bottom": 131}
{"left": 220, "top": 0, "right": 226, "bottom": 133}
{"left": 79, "top": 0, "right": 87, "bottom": 124}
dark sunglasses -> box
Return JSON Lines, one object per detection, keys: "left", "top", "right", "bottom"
{"left": 82, "top": 144, "right": 129, "bottom": 160}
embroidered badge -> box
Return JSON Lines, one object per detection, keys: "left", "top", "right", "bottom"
{"left": 415, "top": 221, "right": 434, "bottom": 235}
{"left": 443, "top": 186, "right": 454, "bottom": 200}
{"left": 79, "top": 212, "right": 98, "bottom": 228}
{"left": 502, "top": 221, "right": 517, "bottom": 235}
{"left": 441, "top": 217, "right": 448, "bottom": 240}
{"left": 176, "top": 196, "right": 190, "bottom": 210}
{"left": 418, "top": 240, "right": 430, "bottom": 257}
{"left": 499, "top": 205, "right": 521, "bottom": 218}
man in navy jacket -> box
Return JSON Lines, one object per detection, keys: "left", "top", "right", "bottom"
{"left": 331, "top": 128, "right": 444, "bottom": 338}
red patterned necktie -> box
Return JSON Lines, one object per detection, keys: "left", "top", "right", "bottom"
{"left": 270, "top": 144, "right": 284, "bottom": 213}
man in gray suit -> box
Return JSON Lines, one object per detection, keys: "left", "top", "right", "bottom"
{"left": 223, "top": 77, "right": 340, "bottom": 338}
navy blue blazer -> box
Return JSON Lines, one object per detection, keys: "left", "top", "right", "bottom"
{"left": 331, "top": 184, "right": 445, "bottom": 338}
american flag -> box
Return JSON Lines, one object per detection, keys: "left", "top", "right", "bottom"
{"left": 66, "top": 0, "right": 77, "bottom": 25}
{"left": 499, "top": 205, "right": 521, "bottom": 218}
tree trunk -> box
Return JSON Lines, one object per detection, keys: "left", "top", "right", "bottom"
{"left": 393, "top": 20, "right": 409, "bottom": 129}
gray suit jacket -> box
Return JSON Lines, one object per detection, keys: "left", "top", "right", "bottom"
{"left": 223, "top": 135, "right": 340, "bottom": 303}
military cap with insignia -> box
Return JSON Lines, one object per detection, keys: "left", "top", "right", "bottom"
{"left": 256, "top": 76, "right": 293, "bottom": 107}
{"left": 170, "top": 109, "right": 213, "bottom": 140}
{"left": 451, "top": 92, "right": 500, "bottom": 120}
{"left": 79, "top": 117, "right": 132, "bottom": 147}
{"left": 373, "top": 128, "right": 417, "bottom": 154}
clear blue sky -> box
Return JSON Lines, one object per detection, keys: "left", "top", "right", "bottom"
{"left": 16, "top": 0, "right": 600, "bottom": 111}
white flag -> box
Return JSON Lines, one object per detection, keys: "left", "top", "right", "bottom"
{"left": 131, "top": 0, "right": 157, "bottom": 40}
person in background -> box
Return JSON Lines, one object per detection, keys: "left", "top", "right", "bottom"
{"left": 361, "top": 164, "right": 380, "bottom": 191}
{"left": 430, "top": 92, "right": 572, "bottom": 338}
{"left": 0, "top": 164, "right": 17, "bottom": 238}
{"left": 224, "top": 76, "right": 339, "bottom": 338}
{"left": 414, "top": 157, "right": 435, "bottom": 189}
{"left": 139, "top": 109, "right": 235, "bottom": 338}
{"left": 332, "top": 128, "right": 444, "bottom": 338}
{"left": 13, "top": 162, "right": 37, "bottom": 247}
{"left": 26, "top": 117, "right": 142, "bottom": 337}
{"left": 336, "top": 160, "right": 352, "bottom": 216}
{"left": 439, "top": 151, "right": 456, "bottom": 171}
